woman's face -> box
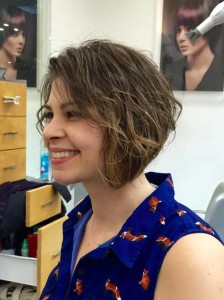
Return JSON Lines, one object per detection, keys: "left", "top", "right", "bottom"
{"left": 43, "top": 81, "right": 104, "bottom": 186}
{"left": 176, "top": 25, "right": 209, "bottom": 57}
{"left": 2, "top": 15, "right": 26, "bottom": 58}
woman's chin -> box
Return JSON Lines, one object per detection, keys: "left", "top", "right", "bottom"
{"left": 51, "top": 173, "right": 68, "bottom": 184}
{"left": 51, "top": 172, "right": 80, "bottom": 186}
{"left": 53, "top": 177, "right": 73, "bottom": 185}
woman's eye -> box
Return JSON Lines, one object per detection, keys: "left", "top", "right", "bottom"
{"left": 11, "top": 30, "right": 25, "bottom": 38}
{"left": 185, "top": 26, "right": 191, "bottom": 32}
{"left": 13, "top": 30, "right": 20, "bottom": 37}
{"left": 66, "top": 111, "right": 81, "bottom": 119}
{"left": 43, "top": 111, "right": 53, "bottom": 122}
{"left": 176, "top": 26, "right": 191, "bottom": 34}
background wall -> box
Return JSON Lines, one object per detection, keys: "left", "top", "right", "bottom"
{"left": 26, "top": 0, "right": 224, "bottom": 213}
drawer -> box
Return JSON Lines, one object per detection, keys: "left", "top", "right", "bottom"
{"left": 0, "top": 148, "right": 26, "bottom": 183}
{"left": 26, "top": 185, "right": 62, "bottom": 227}
{"left": 0, "top": 81, "right": 26, "bottom": 116}
{"left": 0, "top": 253, "right": 37, "bottom": 286}
{"left": 37, "top": 216, "right": 67, "bottom": 295}
{"left": 0, "top": 216, "right": 67, "bottom": 295}
{"left": 0, "top": 116, "right": 26, "bottom": 150}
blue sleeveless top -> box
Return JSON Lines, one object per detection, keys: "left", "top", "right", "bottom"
{"left": 40, "top": 172, "right": 223, "bottom": 300}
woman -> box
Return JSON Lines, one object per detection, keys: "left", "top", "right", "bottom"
{"left": 0, "top": 5, "right": 36, "bottom": 86}
{"left": 37, "top": 39, "right": 224, "bottom": 299}
{"left": 165, "top": 0, "right": 224, "bottom": 91}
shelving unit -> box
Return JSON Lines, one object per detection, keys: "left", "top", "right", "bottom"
{"left": 0, "top": 81, "right": 66, "bottom": 296}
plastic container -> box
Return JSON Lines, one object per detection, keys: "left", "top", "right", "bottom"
{"left": 21, "top": 238, "right": 29, "bottom": 257}
{"left": 27, "top": 234, "right": 37, "bottom": 258}
{"left": 40, "top": 147, "right": 49, "bottom": 179}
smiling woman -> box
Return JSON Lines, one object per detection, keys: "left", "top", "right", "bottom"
{"left": 36, "top": 39, "right": 224, "bottom": 300}
{"left": 0, "top": 5, "right": 36, "bottom": 86}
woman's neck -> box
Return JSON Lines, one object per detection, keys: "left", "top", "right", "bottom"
{"left": 185, "top": 45, "right": 215, "bottom": 90}
{"left": 0, "top": 49, "right": 16, "bottom": 68}
{"left": 186, "top": 45, "right": 214, "bottom": 71}
{"left": 83, "top": 172, "right": 156, "bottom": 232}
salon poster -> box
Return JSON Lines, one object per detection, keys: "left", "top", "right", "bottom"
{"left": 160, "top": 0, "right": 224, "bottom": 92}
{"left": 0, "top": 0, "right": 37, "bottom": 87}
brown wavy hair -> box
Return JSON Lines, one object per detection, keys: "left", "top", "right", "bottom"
{"left": 37, "top": 39, "right": 182, "bottom": 188}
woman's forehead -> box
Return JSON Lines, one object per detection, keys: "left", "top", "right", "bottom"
{"left": 6, "top": 14, "right": 26, "bottom": 25}
{"left": 49, "top": 84, "right": 71, "bottom": 104}
{"left": 51, "top": 80, "right": 72, "bottom": 101}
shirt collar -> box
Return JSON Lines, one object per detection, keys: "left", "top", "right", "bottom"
{"left": 110, "top": 172, "right": 175, "bottom": 268}
{"left": 66, "top": 172, "right": 174, "bottom": 268}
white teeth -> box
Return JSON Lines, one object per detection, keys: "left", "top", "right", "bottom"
{"left": 51, "top": 151, "right": 77, "bottom": 159}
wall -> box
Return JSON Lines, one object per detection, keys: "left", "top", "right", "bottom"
{"left": 26, "top": 0, "right": 224, "bottom": 213}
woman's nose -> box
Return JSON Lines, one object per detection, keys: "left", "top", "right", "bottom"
{"left": 43, "top": 118, "right": 65, "bottom": 141}
{"left": 178, "top": 30, "right": 186, "bottom": 41}
{"left": 18, "top": 33, "right": 25, "bottom": 44}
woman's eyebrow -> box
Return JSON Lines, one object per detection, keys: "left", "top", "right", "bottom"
{"left": 43, "top": 101, "right": 75, "bottom": 111}
{"left": 61, "top": 101, "right": 74, "bottom": 109}
{"left": 44, "top": 104, "right": 52, "bottom": 110}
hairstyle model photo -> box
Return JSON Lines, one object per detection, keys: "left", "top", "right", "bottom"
{"left": 0, "top": 2, "right": 37, "bottom": 87}
{"left": 160, "top": 0, "right": 224, "bottom": 91}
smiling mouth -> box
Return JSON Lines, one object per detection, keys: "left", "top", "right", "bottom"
{"left": 51, "top": 150, "right": 80, "bottom": 159}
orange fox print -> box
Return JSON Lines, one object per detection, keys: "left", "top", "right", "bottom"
{"left": 74, "top": 279, "right": 83, "bottom": 296}
{"left": 148, "top": 196, "right": 161, "bottom": 212}
{"left": 54, "top": 268, "right": 59, "bottom": 279}
{"left": 139, "top": 269, "right": 150, "bottom": 290}
{"left": 177, "top": 210, "right": 187, "bottom": 216}
{"left": 41, "top": 295, "right": 50, "bottom": 300}
{"left": 166, "top": 177, "right": 174, "bottom": 187}
{"left": 105, "top": 279, "right": 121, "bottom": 300}
{"left": 120, "top": 230, "right": 147, "bottom": 241}
{"left": 159, "top": 216, "right": 166, "bottom": 225}
{"left": 156, "top": 236, "right": 174, "bottom": 250}
{"left": 77, "top": 211, "right": 82, "bottom": 220}
{"left": 196, "top": 222, "right": 214, "bottom": 234}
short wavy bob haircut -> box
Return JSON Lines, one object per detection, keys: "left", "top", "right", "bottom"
{"left": 37, "top": 39, "right": 182, "bottom": 188}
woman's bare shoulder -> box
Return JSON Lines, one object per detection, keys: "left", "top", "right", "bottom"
{"left": 154, "top": 233, "right": 224, "bottom": 300}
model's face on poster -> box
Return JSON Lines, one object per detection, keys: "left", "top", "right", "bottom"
{"left": 0, "top": 3, "right": 37, "bottom": 87}
{"left": 2, "top": 34, "right": 26, "bottom": 59}
{"left": 176, "top": 25, "right": 209, "bottom": 57}
{"left": 160, "top": 0, "right": 224, "bottom": 91}
{"left": 2, "top": 15, "right": 26, "bottom": 59}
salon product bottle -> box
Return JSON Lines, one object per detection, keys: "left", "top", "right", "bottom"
{"left": 40, "top": 147, "right": 49, "bottom": 179}
{"left": 21, "top": 238, "right": 29, "bottom": 257}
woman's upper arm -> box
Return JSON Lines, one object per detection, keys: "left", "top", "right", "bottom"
{"left": 154, "top": 233, "right": 224, "bottom": 300}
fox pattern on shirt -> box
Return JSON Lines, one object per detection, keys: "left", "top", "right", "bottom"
{"left": 39, "top": 172, "right": 223, "bottom": 300}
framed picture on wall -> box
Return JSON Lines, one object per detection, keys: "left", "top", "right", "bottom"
{"left": 0, "top": 0, "right": 37, "bottom": 87}
{"left": 157, "top": 0, "right": 224, "bottom": 94}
